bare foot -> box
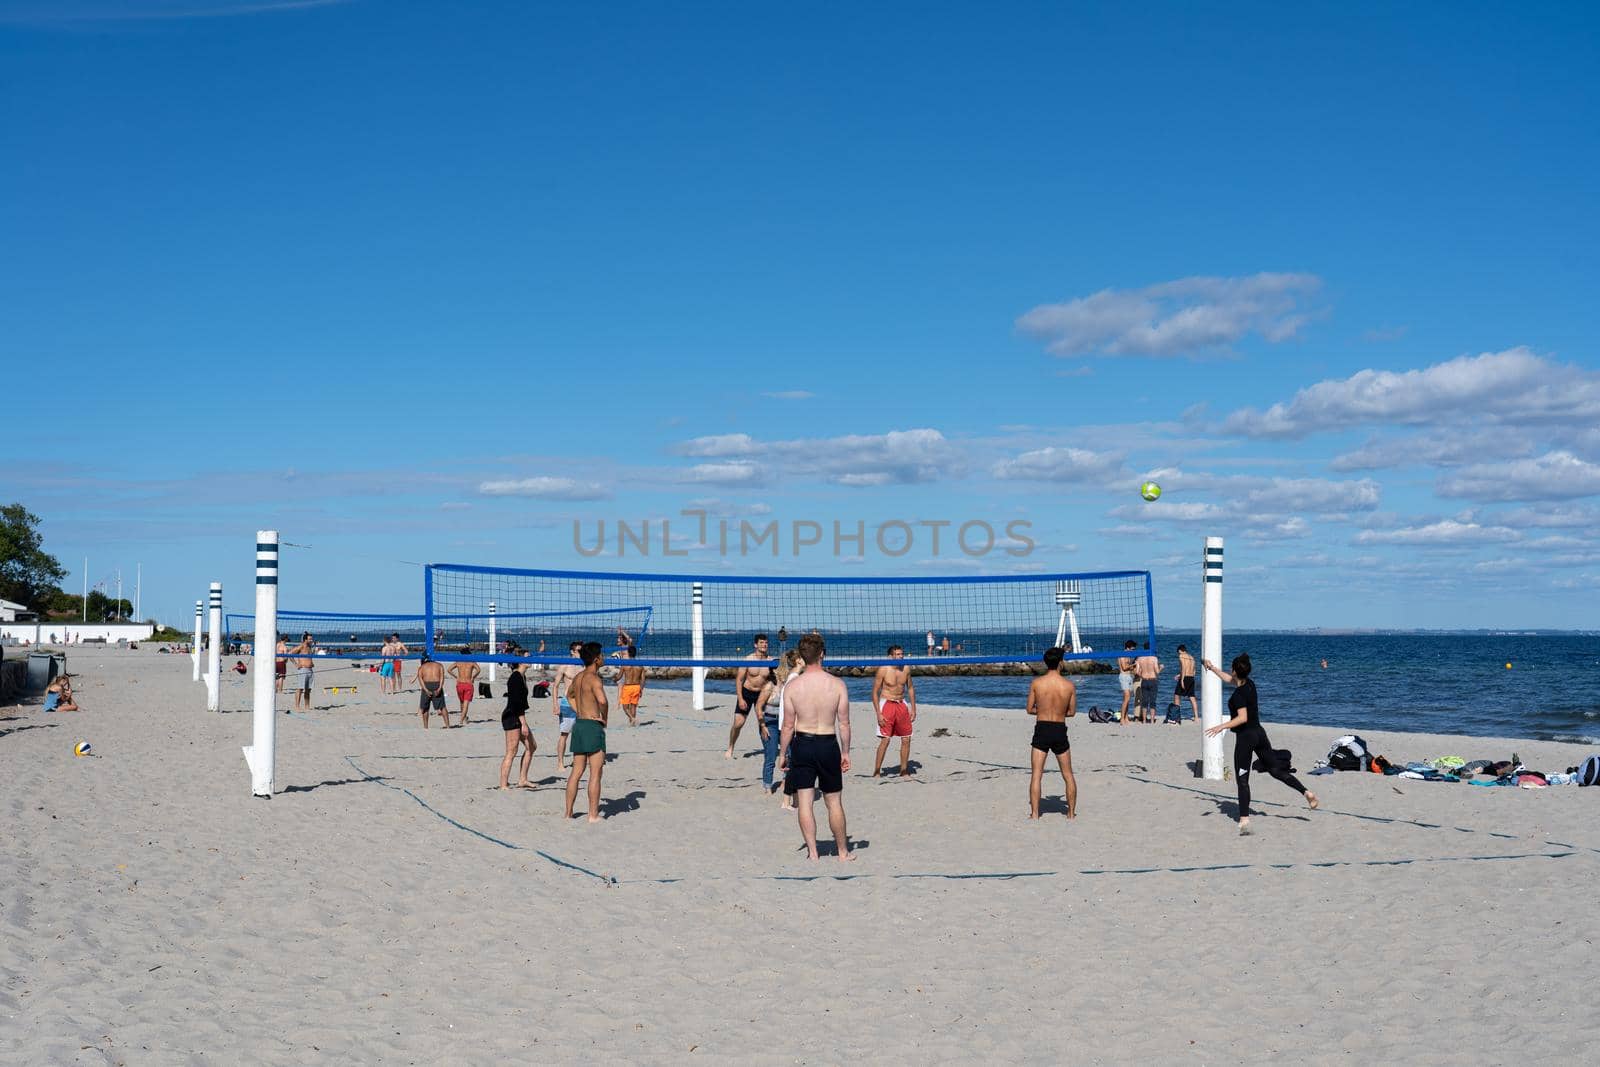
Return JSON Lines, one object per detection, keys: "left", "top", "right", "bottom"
{"left": 1306, "top": 792, "right": 1320, "bottom": 809}
{"left": 723, "top": 750, "right": 734, "bottom": 760}
{"left": 499, "top": 784, "right": 511, "bottom": 791}
{"left": 1238, "top": 819, "right": 1253, "bottom": 836}
{"left": 518, "top": 782, "right": 534, "bottom": 790}
{"left": 806, "top": 849, "right": 821, "bottom": 861}
{"left": 1066, "top": 811, "right": 1077, "bottom": 820}
{"left": 587, "top": 815, "right": 601, "bottom": 824}
{"left": 837, "top": 850, "right": 856, "bottom": 863}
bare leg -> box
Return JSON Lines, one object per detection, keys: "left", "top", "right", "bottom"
{"left": 1028, "top": 746, "right": 1046, "bottom": 818}
{"left": 518, "top": 730, "right": 536, "bottom": 787}
{"left": 726, "top": 713, "right": 748, "bottom": 758}
{"left": 1119, "top": 687, "right": 1131, "bottom": 723}
{"left": 459, "top": 698, "right": 471, "bottom": 727}
{"left": 587, "top": 752, "right": 604, "bottom": 823}
{"left": 556, "top": 730, "right": 568, "bottom": 769}
{"left": 873, "top": 736, "right": 891, "bottom": 776}
{"left": 1058, "top": 750, "right": 1077, "bottom": 819}
{"left": 499, "top": 729, "right": 518, "bottom": 788}
{"left": 563, "top": 755, "right": 586, "bottom": 819}
{"left": 796, "top": 787, "right": 820, "bottom": 859}
{"left": 899, "top": 738, "right": 911, "bottom": 776}
{"left": 625, "top": 703, "right": 637, "bottom": 726}
{"left": 822, "top": 792, "right": 853, "bottom": 862}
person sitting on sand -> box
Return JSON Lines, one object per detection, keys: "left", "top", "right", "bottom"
{"left": 1202, "top": 653, "right": 1319, "bottom": 835}
{"left": 1026, "top": 647, "right": 1077, "bottom": 820}
{"left": 44, "top": 675, "right": 80, "bottom": 713}
{"left": 499, "top": 660, "right": 536, "bottom": 790}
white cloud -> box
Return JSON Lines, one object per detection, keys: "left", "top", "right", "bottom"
{"left": 477, "top": 476, "right": 609, "bottom": 500}
{"left": 991, "top": 446, "right": 1125, "bottom": 483}
{"left": 1330, "top": 429, "right": 1536, "bottom": 472}
{"left": 1016, "top": 272, "right": 1321, "bottom": 358}
{"left": 673, "top": 428, "right": 961, "bottom": 487}
{"left": 675, "top": 434, "right": 760, "bottom": 458}
{"left": 1224, "top": 348, "right": 1600, "bottom": 439}
{"left": 1437, "top": 451, "right": 1600, "bottom": 502}
{"left": 1494, "top": 504, "right": 1600, "bottom": 529}
{"left": 679, "top": 462, "right": 765, "bottom": 487}
{"left": 1239, "top": 477, "right": 1380, "bottom": 513}
{"left": 1353, "top": 520, "right": 1522, "bottom": 546}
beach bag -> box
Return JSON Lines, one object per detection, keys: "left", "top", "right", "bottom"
{"left": 1253, "top": 749, "right": 1295, "bottom": 774}
{"left": 531, "top": 681, "right": 551, "bottom": 699}
{"left": 1087, "top": 706, "right": 1115, "bottom": 724}
{"left": 1579, "top": 755, "right": 1600, "bottom": 787}
{"left": 1327, "top": 735, "right": 1369, "bottom": 771}
{"left": 478, "top": 682, "right": 492, "bottom": 699}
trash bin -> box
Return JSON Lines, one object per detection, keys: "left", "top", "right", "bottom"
{"left": 26, "top": 651, "right": 63, "bottom": 692}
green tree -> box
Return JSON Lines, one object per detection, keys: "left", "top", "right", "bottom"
{"left": 0, "top": 504, "right": 66, "bottom": 609}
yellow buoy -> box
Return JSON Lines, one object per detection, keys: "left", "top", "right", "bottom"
{"left": 1505, "top": 662, "right": 1512, "bottom": 670}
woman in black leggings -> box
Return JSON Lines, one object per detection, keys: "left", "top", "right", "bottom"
{"left": 1202, "top": 653, "right": 1318, "bottom": 834}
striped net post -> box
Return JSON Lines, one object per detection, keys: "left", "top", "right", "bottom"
{"left": 487, "top": 601, "right": 497, "bottom": 684}
{"left": 1201, "top": 536, "right": 1225, "bottom": 780}
{"left": 205, "top": 581, "right": 223, "bottom": 711}
{"left": 192, "top": 599, "right": 203, "bottom": 681}
{"left": 247, "top": 531, "right": 278, "bottom": 797}
{"left": 691, "top": 581, "right": 705, "bottom": 711}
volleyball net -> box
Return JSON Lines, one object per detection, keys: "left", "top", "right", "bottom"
{"left": 226, "top": 605, "right": 653, "bottom": 661}
{"left": 424, "top": 564, "right": 1155, "bottom": 668}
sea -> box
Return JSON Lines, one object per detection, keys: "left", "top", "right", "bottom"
{"left": 656, "top": 632, "right": 1600, "bottom": 746}
{"left": 245, "top": 621, "right": 1600, "bottom": 746}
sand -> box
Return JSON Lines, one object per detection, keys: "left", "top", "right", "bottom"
{"left": 3, "top": 647, "right": 1598, "bottom": 1064}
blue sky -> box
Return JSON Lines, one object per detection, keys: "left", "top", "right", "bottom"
{"left": 3, "top": 0, "right": 1598, "bottom": 630}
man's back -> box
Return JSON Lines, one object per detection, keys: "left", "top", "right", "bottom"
{"left": 1134, "top": 653, "right": 1160, "bottom": 679}
{"left": 418, "top": 661, "right": 444, "bottom": 685}
{"left": 1178, "top": 649, "right": 1195, "bottom": 677}
{"left": 1029, "top": 673, "right": 1076, "bottom": 723}
{"left": 785, "top": 669, "right": 847, "bottom": 734}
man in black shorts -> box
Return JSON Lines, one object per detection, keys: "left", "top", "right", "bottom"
{"left": 415, "top": 657, "right": 448, "bottom": 728}
{"left": 727, "top": 633, "right": 774, "bottom": 760}
{"left": 1026, "top": 647, "right": 1078, "bottom": 820}
{"left": 777, "top": 633, "right": 854, "bottom": 862}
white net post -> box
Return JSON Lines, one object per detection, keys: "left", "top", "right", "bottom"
{"left": 245, "top": 531, "right": 278, "bottom": 797}
{"left": 192, "top": 599, "right": 203, "bottom": 681}
{"left": 1200, "top": 536, "right": 1225, "bottom": 780}
{"left": 487, "top": 600, "right": 497, "bottom": 683}
{"left": 205, "top": 581, "right": 223, "bottom": 711}
{"left": 691, "top": 581, "right": 705, "bottom": 711}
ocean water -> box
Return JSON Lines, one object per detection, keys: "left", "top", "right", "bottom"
{"left": 661, "top": 632, "right": 1600, "bottom": 746}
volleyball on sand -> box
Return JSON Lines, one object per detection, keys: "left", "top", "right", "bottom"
{"left": 74, "top": 741, "right": 92, "bottom": 757}
{"left": 1140, "top": 481, "right": 1162, "bottom": 501}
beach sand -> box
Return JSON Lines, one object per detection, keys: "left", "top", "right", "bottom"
{"left": 4, "top": 648, "right": 1597, "bottom": 1063}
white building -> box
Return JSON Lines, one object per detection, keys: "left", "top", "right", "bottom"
{"left": 0, "top": 599, "right": 32, "bottom": 623}
{"left": 0, "top": 621, "right": 156, "bottom": 645}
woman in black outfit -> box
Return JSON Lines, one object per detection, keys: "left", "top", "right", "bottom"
{"left": 1202, "top": 653, "right": 1317, "bottom": 834}
{"left": 499, "top": 659, "right": 537, "bottom": 790}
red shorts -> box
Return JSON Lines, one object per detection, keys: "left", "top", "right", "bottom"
{"left": 878, "top": 699, "right": 913, "bottom": 738}
{"left": 456, "top": 682, "right": 473, "bottom": 702}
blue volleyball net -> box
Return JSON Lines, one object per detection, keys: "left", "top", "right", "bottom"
{"left": 226, "top": 606, "right": 653, "bottom": 661}
{"left": 424, "top": 564, "right": 1155, "bottom": 668}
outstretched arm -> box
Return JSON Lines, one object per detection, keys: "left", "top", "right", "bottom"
{"left": 837, "top": 685, "right": 852, "bottom": 773}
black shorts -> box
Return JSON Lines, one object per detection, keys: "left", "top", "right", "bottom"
{"left": 1175, "top": 675, "right": 1195, "bottom": 697}
{"left": 738, "top": 687, "right": 763, "bottom": 716}
{"left": 420, "top": 685, "right": 445, "bottom": 711}
{"left": 1031, "top": 720, "right": 1070, "bottom": 755}
{"left": 787, "top": 732, "right": 843, "bottom": 794}
{"left": 1136, "top": 678, "right": 1158, "bottom": 707}
{"left": 501, "top": 710, "right": 526, "bottom": 732}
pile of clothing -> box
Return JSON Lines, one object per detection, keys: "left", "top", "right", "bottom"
{"left": 1308, "top": 737, "right": 1600, "bottom": 789}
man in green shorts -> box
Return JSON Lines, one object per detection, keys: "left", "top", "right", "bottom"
{"left": 563, "top": 641, "right": 609, "bottom": 823}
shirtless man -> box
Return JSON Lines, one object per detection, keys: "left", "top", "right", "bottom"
{"left": 563, "top": 641, "right": 609, "bottom": 823}
{"left": 391, "top": 635, "right": 409, "bottom": 692}
{"left": 449, "top": 659, "right": 481, "bottom": 727}
{"left": 1133, "top": 644, "right": 1162, "bottom": 725}
{"left": 292, "top": 634, "right": 315, "bottom": 712}
{"left": 275, "top": 637, "right": 288, "bottom": 696}
{"left": 871, "top": 645, "right": 917, "bottom": 777}
{"left": 617, "top": 644, "right": 645, "bottom": 726}
{"left": 1116, "top": 640, "right": 1137, "bottom": 724}
{"left": 778, "top": 633, "right": 854, "bottom": 862}
{"left": 1167, "top": 643, "right": 1198, "bottom": 724}
{"left": 378, "top": 636, "right": 396, "bottom": 695}
{"left": 727, "top": 633, "right": 773, "bottom": 759}
{"left": 415, "top": 657, "right": 447, "bottom": 728}
{"left": 1027, "top": 647, "right": 1078, "bottom": 820}
{"left": 551, "top": 641, "right": 584, "bottom": 768}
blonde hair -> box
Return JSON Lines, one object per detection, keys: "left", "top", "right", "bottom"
{"left": 774, "top": 649, "right": 801, "bottom": 686}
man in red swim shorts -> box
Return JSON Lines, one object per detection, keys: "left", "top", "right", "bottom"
{"left": 448, "top": 659, "right": 481, "bottom": 727}
{"left": 871, "top": 645, "right": 918, "bottom": 777}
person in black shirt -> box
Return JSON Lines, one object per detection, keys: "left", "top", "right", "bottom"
{"left": 1202, "top": 653, "right": 1318, "bottom": 835}
{"left": 499, "top": 660, "right": 537, "bottom": 790}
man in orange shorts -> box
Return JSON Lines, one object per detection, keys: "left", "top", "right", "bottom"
{"left": 616, "top": 644, "right": 645, "bottom": 726}
{"left": 448, "top": 659, "right": 481, "bottom": 727}
{"left": 871, "top": 645, "right": 917, "bottom": 777}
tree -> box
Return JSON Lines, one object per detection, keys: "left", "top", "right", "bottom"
{"left": 0, "top": 504, "right": 66, "bottom": 609}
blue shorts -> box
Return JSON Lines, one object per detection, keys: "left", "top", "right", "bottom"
{"left": 44, "top": 691, "right": 60, "bottom": 712}
{"left": 379, "top": 661, "right": 394, "bottom": 677}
